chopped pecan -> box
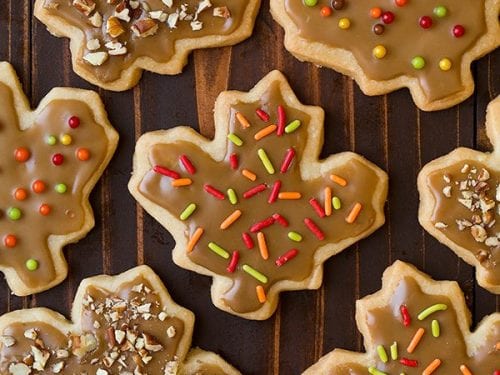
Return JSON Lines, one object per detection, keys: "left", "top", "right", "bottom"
{"left": 106, "top": 16, "right": 125, "bottom": 38}
{"left": 72, "top": 0, "right": 95, "bottom": 16}
{"left": 131, "top": 18, "right": 158, "bottom": 38}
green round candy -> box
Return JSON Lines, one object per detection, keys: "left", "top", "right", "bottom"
{"left": 26, "top": 259, "right": 38, "bottom": 271}
{"left": 55, "top": 183, "right": 68, "bottom": 194}
{"left": 7, "top": 207, "right": 22, "bottom": 220}
{"left": 433, "top": 5, "right": 447, "bottom": 18}
{"left": 411, "top": 56, "right": 426, "bottom": 70}
{"left": 45, "top": 135, "right": 57, "bottom": 145}
{"left": 304, "top": 0, "right": 318, "bottom": 6}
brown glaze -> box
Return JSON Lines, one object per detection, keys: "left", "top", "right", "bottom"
{"left": 427, "top": 161, "right": 499, "bottom": 285}
{"left": 285, "top": 0, "right": 487, "bottom": 101}
{"left": 138, "top": 82, "right": 383, "bottom": 314}
{"left": 43, "top": 0, "right": 249, "bottom": 83}
{"left": 0, "top": 82, "right": 108, "bottom": 289}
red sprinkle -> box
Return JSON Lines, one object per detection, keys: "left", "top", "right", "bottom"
{"left": 52, "top": 153, "right": 64, "bottom": 166}
{"left": 227, "top": 251, "right": 240, "bottom": 273}
{"left": 276, "top": 249, "right": 299, "bottom": 267}
{"left": 68, "top": 116, "right": 80, "bottom": 128}
{"left": 153, "top": 165, "right": 180, "bottom": 179}
{"left": 256, "top": 108, "right": 270, "bottom": 122}
{"left": 304, "top": 218, "right": 325, "bottom": 240}
{"left": 180, "top": 155, "right": 196, "bottom": 174}
{"left": 243, "top": 183, "right": 267, "bottom": 199}
{"left": 268, "top": 180, "right": 282, "bottom": 203}
{"left": 381, "top": 11, "right": 395, "bottom": 24}
{"left": 272, "top": 213, "right": 289, "bottom": 227}
{"left": 453, "top": 24, "right": 465, "bottom": 37}
{"left": 229, "top": 153, "right": 239, "bottom": 169}
{"left": 309, "top": 198, "right": 326, "bottom": 218}
{"left": 400, "top": 304, "right": 411, "bottom": 327}
{"left": 419, "top": 15, "right": 433, "bottom": 29}
{"left": 494, "top": 371, "right": 500, "bottom": 375}
{"left": 242, "top": 232, "right": 254, "bottom": 249}
{"left": 204, "top": 184, "right": 225, "bottom": 200}
{"left": 280, "top": 148, "right": 296, "bottom": 173}
{"left": 250, "top": 217, "right": 275, "bottom": 233}
{"left": 400, "top": 358, "right": 418, "bottom": 367}
{"left": 277, "top": 105, "right": 286, "bottom": 136}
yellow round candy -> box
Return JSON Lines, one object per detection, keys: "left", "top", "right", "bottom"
{"left": 338, "top": 18, "right": 351, "bottom": 29}
{"left": 439, "top": 58, "right": 452, "bottom": 71}
{"left": 60, "top": 134, "right": 73, "bottom": 145}
{"left": 373, "top": 45, "right": 387, "bottom": 59}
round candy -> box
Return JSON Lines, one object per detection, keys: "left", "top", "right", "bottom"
{"left": 68, "top": 116, "right": 80, "bottom": 129}
{"left": 304, "top": 0, "right": 317, "bottom": 6}
{"left": 395, "top": 0, "right": 407, "bottom": 6}
{"left": 14, "top": 147, "right": 30, "bottom": 162}
{"left": 411, "top": 56, "right": 426, "bottom": 69}
{"left": 332, "top": 0, "right": 345, "bottom": 10}
{"left": 419, "top": 16, "right": 433, "bottom": 29}
{"left": 39, "top": 204, "right": 51, "bottom": 216}
{"left": 338, "top": 18, "right": 351, "bottom": 29}
{"left": 76, "top": 148, "right": 90, "bottom": 161}
{"left": 60, "top": 134, "right": 72, "bottom": 145}
{"left": 373, "top": 24, "right": 385, "bottom": 35}
{"left": 320, "top": 6, "right": 332, "bottom": 17}
{"left": 45, "top": 135, "right": 57, "bottom": 146}
{"left": 32, "top": 180, "right": 46, "bottom": 193}
{"left": 7, "top": 207, "right": 22, "bottom": 221}
{"left": 453, "top": 25, "right": 465, "bottom": 37}
{"left": 439, "top": 58, "right": 452, "bottom": 71}
{"left": 433, "top": 5, "right": 447, "bottom": 18}
{"left": 381, "top": 11, "right": 395, "bottom": 24}
{"left": 372, "top": 45, "right": 387, "bottom": 59}
{"left": 55, "top": 183, "right": 68, "bottom": 194}
{"left": 52, "top": 153, "right": 64, "bottom": 166}
{"left": 14, "top": 188, "right": 27, "bottom": 201}
{"left": 370, "top": 7, "right": 382, "bottom": 19}
{"left": 4, "top": 234, "right": 17, "bottom": 248}
{"left": 25, "top": 259, "right": 38, "bottom": 271}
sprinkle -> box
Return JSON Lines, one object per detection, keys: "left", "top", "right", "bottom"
{"left": 433, "top": 5, "right": 447, "bottom": 18}
{"left": 55, "top": 183, "right": 68, "bottom": 194}
{"left": 278, "top": 192, "right": 301, "bottom": 200}
{"left": 187, "top": 227, "right": 204, "bottom": 253}
{"left": 418, "top": 303, "right": 448, "bottom": 320}
{"left": 285, "top": 120, "right": 301, "bottom": 134}
{"left": 229, "top": 153, "right": 239, "bottom": 169}
{"left": 324, "top": 187, "right": 332, "bottom": 216}
{"left": 68, "top": 115, "right": 80, "bottom": 128}
{"left": 373, "top": 45, "right": 387, "bottom": 59}
{"left": 453, "top": 24, "right": 465, "bottom": 38}
{"left": 346, "top": 203, "right": 362, "bottom": 224}
{"left": 390, "top": 341, "right": 398, "bottom": 360}
{"left": 411, "top": 56, "right": 426, "bottom": 70}
{"left": 154, "top": 165, "right": 180, "bottom": 179}
{"left": 236, "top": 112, "right": 251, "bottom": 128}
{"left": 39, "top": 204, "right": 51, "bottom": 216}
{"left": 242, "top": 169, "right": 257, "bottom": 181}
{"left": 180, "top": 155, "right": 196, "bottom": 174}
{"left": 309, "top": 198, "right": 326, "bottom": 218}
{"left": 244, "top": 184, "right": 267, "bottom": 199}
{"left": 76, "top": 148, "right": 90, "bottom": 161}
{"left": 272, "top": 213, "right": 289, "bottom": 227}
{"left": 369, "top": 7, "right": 382, "bottom": 18}
{"left": 407, "top": 328, "right": 425, "bottom": 353}
{"left": 338, "top": 17, "right": 350, "bottom": 29}
{"left": 258, "top": 148, "right": 275, "bottom": 174}
{"left": 220, "top": 210, "right": 242, "bottom": 230}
{"left": 242, "top": 264, "right": 268, "bottom": 283}
{"left": 275, "top": 249, "right": 299, "bottom": 267}
{"left": 52, "top": 153, "right": 64, "bottom": 166}
{"left": 254, "top": 124, "right": 277, "bottom": 140}
{"left": 422, "top": 359, "right": 441, "bottom": 375}
{"left": 330, "top": 174, "right": 347, "bottom": 186}
{"left": 180, "top": 203, "right": 197, "bottom": 221}
{"left": 227, "top": 251, "right": 239, "bottom": 273}
{"left": 377, "top": 345, "right": 388, "bottom": 363}
{"left": 171, "top": 178, "right": 192, "bottom": 187}
{"left": 304, "top": 218, "right": 325, "bottom": 240}
{"left": 14, "top": 147, "right": 30, "bottom": 162}
{"left": 459, "top": 365, "right": 473, "bottom": 375}
{"left": 256, "top": 108, "right": 270, "bottom": 122}
{"left": 320, "top": 6, "right": 332, "bottom": 17}
{"left": 14, "top": 188, "right": 27, "bottom": 201}
{"left": 268, "top": 180, "right": 282, "bottom": 204}
{"left": 257, "top": 232, "right": 269, "bottom": 260}
{"left": 439, "top": 58, "right": 452, "bottom": 71}
{"left": 332, "top": 196, "right": 342, "bottom": 210}
{"left": 400, "top": 358, "right": 418, "bottom": 367}
{"left": 204, "top": 184, "right": 225, "bottom": 200}
{"left": 280, "top": 148, "right": 296, "bottom": 173}
{"left": 228, "top": 133, "right": 243, "bottom": 146}
{"left": 288, "top": 231, "right": 302, "bottom": 242}
{"left": 45, "top": 135, "right": 57, "bottom": 145}
{"left": 32, "top": 180, "right": 46, "bottom": 194}
{"left": 431, "top": 319, "right": 440, "bottom": 337}
{"left": 400, "top": 305, "right": 411, "bottom": 326}
{"left": 242, "top": 232, "right": 254, "bottom": 249}
{"left": 250, "top": 217, "right": 275, "bottom": 233}
{"left": 227, "top": 189, "right": 238, "bottom": 204}
{"left": 60, "top": 134, "right": 72, "bottom": 145}
{"left": 3, "top": 234, "right": 17, "bottom": 248}
{"left": 368, "top": 367, "right": 387, "bottom": 375}
{"left": 277, "top": 105, "right": 286, "bottom": 136}
{"left": 26, "top": 259, "right": 39, "bottom": 271}
{"left": 256, "top": 285, "right": 266, "bottom": 303}
{"left": 208, "top": 242, "right": 230, "bottom": 259}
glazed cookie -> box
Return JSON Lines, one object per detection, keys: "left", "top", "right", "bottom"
{"left": 129, "top": 70, "right": 388, "bottom": 320}
{"left": 418, "top": 97, "right": 500, "bottom": 294}
{"left": 0, "top": 62, "right": 118, "bottom": 296}
{"left": 34, "top": 0, "right": 261, "bottom": 91}
{"left": 0, "top": 265, "right": 239, "bottom": 374}
{"left": 303, "top": 261, "right": 499, "bottom": 375}
{"left": 270, "top": 0, "right": 500, "bottom": 111}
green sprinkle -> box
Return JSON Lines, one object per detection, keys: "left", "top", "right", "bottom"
{"left": 208, "top": 242, "right": 230, "bottom": 259}
{"left": 7, "top": 207, "right": 22, "bottom": 221}
{"left": 227, "top": 133, "right": 243, "bottom": 146}
{"left": 411, "top": 56, "right": 426, "bottom": 70}
{"left": 304, "top": 0, "right": 318, "bottom": 6}
{"left": 242, "top": 264, "right": 268, "bottom": 284}
{"left": 433, "top": 5, "right": 447, "bottom": 18}
{"left": 180, "top": 203, "right": 197, "bottom": 221}
{"left": 368, "top": 367, "right": 388, "bottom": 375}
{"left": 25, "top": 259, "right": 38, "bottom": 271}
{"left": 390, "top": 341, "right": 398, "bottom": 360}
{"left": 55, "top": 183, "right": 68, "bottom": 194}
{"left": 332, "top": 196, "right": 342, "bottom": 210}
{"left": 288, "top": 231, "right": 303, "bottom": 242}
{"left": 257, "top": 148, "right": 275, "bottom": 174}
{"left": 227, "top": 189, "right": 238, "bottom": 205}
{"left": 431, "top": 319, "right": 440, "bottom": 337}
{"left": 418, "top": 303, "right": 447, "bottom": 320}
{"left": 377, "top": 345, "right": 388, "bottom": 363}
{"left": 45, "top": 135, "right": 57, "bottom": 145}
{"left": 285, "top": 120, "right": 301, "bottom": 134}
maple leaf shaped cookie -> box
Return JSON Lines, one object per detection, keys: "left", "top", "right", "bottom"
{"left": 128, "top": 70, "right": 388, "bottom": 320}
{"left": 0, "top": 62, "right": 118, "bottom": 296}
{"left": 418, "top": 97, "right": 500, "bottom": 294}
{"left": 0, "top": 265, "right": 240, "bottom": 374}
{"left": 303, "top": 261, "right": 500, "bottom": 375}
{"left": 34, "top": 0, "right": 261, "bottom": 91}
{"left": 270, "top": 0, "right": 500, "bottom": 111}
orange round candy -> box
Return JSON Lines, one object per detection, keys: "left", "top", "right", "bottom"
{"left": 370, "top": 7, "right": 383, "bottom": 18}
{"left": 39, "top": 204, "right": 51, "bottom": 216}
{"left": 4, "top": 234, "right": 17, "bottom": 248}
{"left": 32, "top": 180, "right": 46, "bottom": 194}
{"left": 14, "top": 188, "right": 28, "bottom": 201}
{"left": 14, "top": 147, "right": 30, "bottom": 162}
{"left": 76, "top": 148, "right": 90, "bottom": 161}
{"left": 395, "top": 0, "right": 407, "bottom": 6}
{"left": 320, "top": 6, "right": 332, "bottom": 17}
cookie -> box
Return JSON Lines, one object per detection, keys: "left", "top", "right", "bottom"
{"left": 270, "top": 0, "right": 500, "bottom": 111}
{"left": 128, "top": 70, "right": 388, "bottom": 320}
{"left": 303, "top": 261, "right": 499, "bottom": 375}
{"left": 0, "top": 62, "right": 118, "bottom": 296}
{"left": 34, "top": 0, "right": 261, "bottom": 91}
{"left": 0, "top": 265, "right": 239, "bottom": 374}
{"left": 418, "top": 97, "right": 500, "bottom": 294}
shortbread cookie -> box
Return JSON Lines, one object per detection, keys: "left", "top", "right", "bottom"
{"left": 0, "top": 62, "right": 118, "bottom": 296}
{"left": 418, "top": 97, "right": 500, "bottom": 294}
{"left": 128, "top": 70, "right": 388, "bottom": 320}
{"left": 303, "top": 261, "right": 499, "bottom": 375}
{"left": 270, "top": 0, "right": 500, "bottom": 111}
{"left": 0, "top": 265, "right": 239, "bottom": 374}
{"left": 34, "top": 0, "right": 261, "bottom": 91}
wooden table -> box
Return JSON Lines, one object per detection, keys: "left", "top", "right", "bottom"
{"left": 0, "top": 2, "right": 498, "bottom": 374}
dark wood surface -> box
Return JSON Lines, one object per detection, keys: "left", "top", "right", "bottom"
{"left": 0, "top": 2, "right": 498, "bottom": 374}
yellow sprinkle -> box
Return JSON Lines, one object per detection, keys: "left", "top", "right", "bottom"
{"left": 439, "top": 58, "right": 452, "bottom": 71}
{"left": 60, "top": 134, "right": 72, "bottom": 145}
{"left": 373, "top": 45, "right": 387, "bottom": 59}
{"left": 338, "top": 17, "right": 351, "bottom": 29}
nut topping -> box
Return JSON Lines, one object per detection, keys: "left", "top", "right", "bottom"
{"left": 131, "top": 19, "right": 158, "bottom": 38}
{"left": 106, "top": 16, "right": 126, "bottom": 38}
{"left": 72, "top": 0, "right": 96, "bottom": 16}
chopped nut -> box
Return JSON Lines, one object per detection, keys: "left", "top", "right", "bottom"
{"left": 461, "top": 164, "right": 470, "bottom": 173}
{"left": 131, "top": 284, "right": 143, "bottom": 293}
{"left": 442, "top": 186, "right": 452, "bottom": 198}
{"left": 115, "top": 329, "right": 126, "bottom": 345}
{"left": 96, "top": 369, "right": 109, "bottom": 375}
{"left": 115, "top": 8, "right": 131, "bottom": 22}
{"left": 167, "top": 13, "right": 179, "bottom": 29}
{"left": 137, "top": 303, "right": 151, "bottom": 313}
{"left": 166, "top": 326, "right": 176, "bottom": 338}
{"left": 162, "top": 0, "right": 173, "bottom": 7}
{"left": 52, "top": 361, "right": 64, "bottom": 373}
{"left": 31, "top": 346, "right": 50, "bottom": 371}
{"left": 470, "top": 225, "right": 487, "bottom": 243}
{"left": 131, "top": 19, "right": 158, "bottom": 37}
{"left": 191, "top": 20, "right": 203, "bottom": 31}
{"left": 105, "top": 41, "right": 128, "bottom": 56}
{"left": 143, "top": 334, "right": 162, "bottom": 352}
{"left": 164, "top": 361, "right": 179, "bottom": 375}
{"left": 476, "top": 249, "right": 490, "bottom": 263}
{"left": 150, "top": 10, "right": 167, "bottom": 22}
{"left": 458, "top": 198, "right": 473, "bottom": 210}
{"left": 213, "top": 6, "right": 231, "bottom": 18}
{"left": 24, "top": 328, "right": 37, "bottom": 340}
{"left": 87, "top": 38, "right": 101, "bottom": 51}
{"left": 83, "top": 51, "right": 109, "bottom": 66}
{"left": 158, "top": 311, "right": 168, "bottom": 321}
{"left": 107, "top": 16, "right": 125, "bottom": 38}
{"left": 72, "top": 333, "right": 98, "bottom": 357}
{"left": 485, "top": 236, "right": 499, "bottom": 247}
{"left": 477, "top": 168, "right": 490, "bottom": 181}
{"left": 129, "top": 0, "right": 140, "bottom": 9}
{"left": 496, "top": 185, "right": 500, "bottom": 201}
{"left": 197, "top": 0, "right": 212, "bottom": 14}
{"left": 88, "top": 11, "right": 103, "bottom": 27}
{"left": 0, "top": 335, "right": 16, "bottom": 347}
{"left": 480, "top": 197, "right": 495, "bottom": 212}
{"left": 8, "top": 363, "right": 31, "bottom": 375}
{"left": 72, "top": 0, "right": 96, "bottom": 16}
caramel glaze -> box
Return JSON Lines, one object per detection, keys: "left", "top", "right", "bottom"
{"left": 139, "top": 82, "right": 382, "bottom": 314}
{"left": 44, "top": 0, "right": 249, "bottom": 83}
{"left": 0, "top": 83, "right": 108, "bottom": 289}
{"left": 285, "top": 0, "right": 486, "bottom": 101}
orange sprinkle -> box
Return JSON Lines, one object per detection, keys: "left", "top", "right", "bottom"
{"left": 14, "top": 147, "right": 30, "bottom": 162}
{"left": 423, "top": 359, "right": 441, "bottom": 375}
{"left": 324, "top": 187, "right": 332, "bottom": 216}
{"left": 278, "top": 192, "right": 302, "bottom": 200}
{"left": 320, "top": 6, "right": 332, "bottom": 17}
{"left": 495, "top": 341, "right": 500, "bottom": 351}
{"left": 76, "top": 148, "right": 90, "bottom": 161}
{"left": 236, "top": 112, "right": 251, "bottom": 128}
{"left": 171, "top": 178, "right": 192, "bottom": 187}
{"left": 459, "top": 365, "right": 473, "bottom": 375}
{"left": 345, "top": 202, "right": 363, "bottom": 224}
{"left": 242, "top": 169, "right": 257, "bottom": 181}
{"left": 3, "top": 234, "right": 17, "bottom": 248}
{"left": 14, "top": 188, "right": 28, "bottom": 201}
{"left": 187, "top": 227, "right": 204, "bottom": 253}
{"left": 370, "top": 7, "right": 382, "bottom": 18}
{"left": 32, "top": 180, "right": 46, "bottom": 194}
{"left": 39, "top": 204, "right": 51, "bottom": 216}
{"left": 257, "top": 232, "right": 269, "bottom": 260}
{"left": 254, "top": 124, "right": 277, "bottom": 140}
{"left": 220, "top": 210, "right": 242, "bottom": 230}
{"left": 256, "top": 285, "right": 266, "bottom": 303}
{"left": 330, "top": 174, "right": 347, "bottom": 186}
{"left": 407, "top": 327, "right": 425, "bottom": 353}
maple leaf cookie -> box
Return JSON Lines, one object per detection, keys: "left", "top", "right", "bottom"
{"left": 418, "top": 97, "right": 500, "bottom": 294}
{"left": 0, "top": 265, "right": 240, "bottom": 374}
{"left": 0, "top": 62, "right": 118, "bottom": 296}
{"left": 34, "top": 0, "right": 261, "bottom": 91}
{"left": 303, "top": 261, "right": 500, "bottom": 375}
{"left": 128, "top": 70, "right": 388, "bottom": 320}
{"left": 270, "top": 0, "right": 500, "bottom": 111}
